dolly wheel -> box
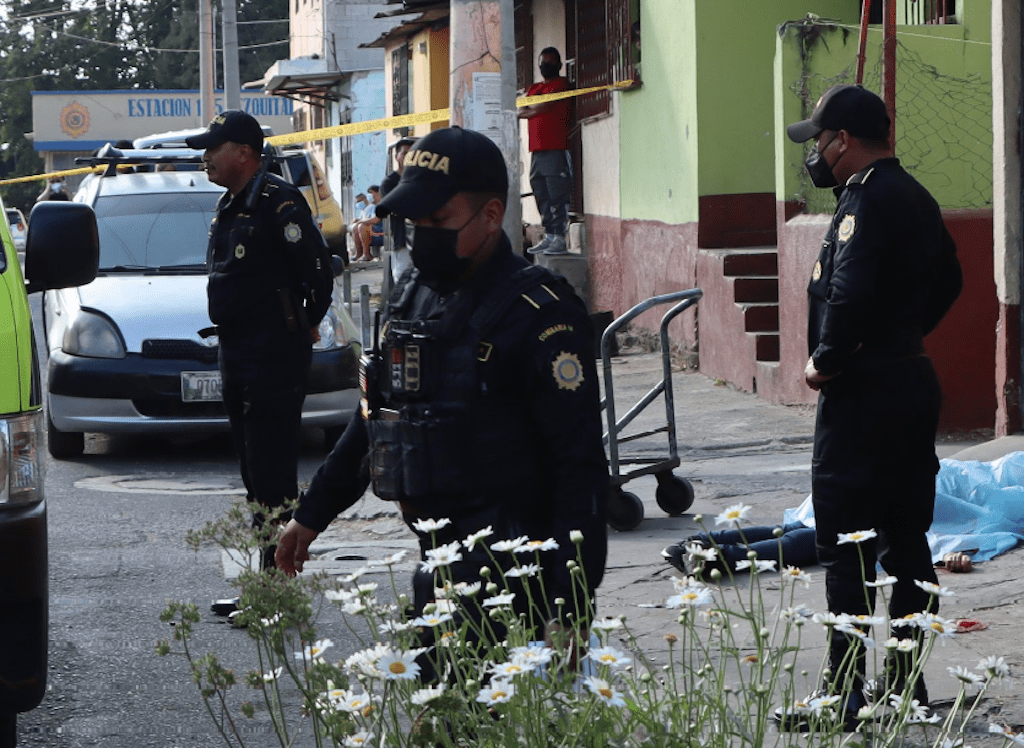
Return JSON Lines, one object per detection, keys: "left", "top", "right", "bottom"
{"left": 607, "top": 488, "right": 644, "bottom": 531}
{"left": 655, "top": 473, "right": 695, "bottom": 516}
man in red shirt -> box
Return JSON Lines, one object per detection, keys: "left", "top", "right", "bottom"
{"left": 518, "top": 47, "right": 573, "bottom": 255}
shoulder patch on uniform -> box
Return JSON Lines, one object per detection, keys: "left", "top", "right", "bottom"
{"left": 552, "top": 351, "right": 584, "bottom": 391}
{"left": 521, "top": 284, "right": 558, "bottom": 310}
{"left": 284, "top": 223, "right": 302, "bottom": 243}
{"left": 539, "top": 323, "right": 574, "bottom": 342}
{"left": 811, "top": 260, "right": 822, "bottom": 281}
{"left": 837, "top": 214, "right": 856, "bottom": 243}
{"left": 275, "top": 199, "right": 295, "bottom": 214}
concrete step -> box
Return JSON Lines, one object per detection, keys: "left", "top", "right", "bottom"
{"left": 699, "top": 246, "right": 778, "bottom": 277}
{"left": 733, "top": 276, "right": 779, "bottom": 303}
{"left": 754, "top": 332, "right": 780, "bottom": 362}
{"left": 742, "top": 303, "right": 779, "bottom": 333}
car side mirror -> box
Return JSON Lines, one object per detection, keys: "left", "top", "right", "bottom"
{"left": 24, "top": 202, "right": 100, "bottom": 294}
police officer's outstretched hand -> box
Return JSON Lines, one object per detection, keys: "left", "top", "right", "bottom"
{"left": 276, "top": 518, "right": 320, "bottom": 576}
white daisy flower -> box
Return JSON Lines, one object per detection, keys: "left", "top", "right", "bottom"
{"left": 343, "top": 731, "right": 374, "bottom": 747}
{"left": 914, "top": 579, "right": 954, "bottom": 597}
{"left": 411, "top": 612, "right": 454, "bottom": 628}
{"left": 836, "top": 529, "right": 878, "bottom": 544}
{"left": 509, "top": 646, "right": 554, "bottom": 668}
{"left": 948, "top": 666, "right": 985, "bottom": 688}
{"left": 463, "top": 526, "right": 494, "bottom": 550}
{"left": 515, "top": 538, "right": 559, "bottom": 553}
{"left": 377, "top": 619, "right": 415, "bottom": 635}
{"left": 261, "top": 667, "right": 283, "bottom": 682}
{"left": 666, "top": 588, "right": 713, "bottom": 608}
{"left": 342, "top": 601, "right": 368, "bottom": 616}
{"left": 259, "top": 612, "right": 283, "bottom": 627}
{"left": 846, "top": 613, "right": 887, "bottom": 628}
{"left": 781, "top": 566, "right": 811, "bottom": 586}
{"left": 367, "top": 550, "right": 409, "bottom": 567}
{"left": 332, "top": 690, "right": 377, "bottom": 713}
{"left": 490, "top": 536, "right": 529, "bottom": 553}
{"left": 504, "top": 563, "right": 540, "bottom": 578}
{"left": 590, "top": 616, "right": 625, "bottom": 632}
{"left": 978, "top": 655, "right": 1010, "bottom": 680}
{"left": 325, "top": 588, "right": 359, "bottom": 603}
{"left": 735, "top": 559, "right": 777, "bottom": 573}
{"left": 889, "top": 695, "right": 938, "bottom": 723}
{"left": 812, "top": 611, "right": 843, "bottom": 627}
{"left": 866, "top": 575, "right": 899, "bottom": 587}
{"left": 410, "top": 684, "right": 447, "bottom": 706}
{"left": 569, "top": 529, "right": 584, "bottom": 543}
{"left": 340, "top": 568, "right": 370, "bottom": 583}
{"left": 587, "top": 646, "right": 632, "bottom": 669}
{"left": 488, "top": 661, "right": 529, "bottom": 678}
{"left": 412, "top": 518, "right": 452, "bottom": 533}
{"left": 476, "top": 679, "right": 515, "bottom": 705}
{"left": 453, "top": 581, "right": 482, "bottom": 597}
{"left": 781, "top": 605, "right": 814, "bottom": 621}
{"left": 482, "top": 592, "right": 516, "bottom": 608}
{"left": 916, "top": 612, "right": 957, "bottom": 638}
{"left": 344, "top": 644, "right": 388, "bottom": 677}
{"left": 808, "top": 693, "right": 841, "bottom": 715}
{"left": 295, "top": 638, "right": 334, "bottom": 662}
{"left": 583, "top": 676, "right": 626, "bottom": 707}
{"left": 356, "top": 582, "right": 379, "bottom": 595}
{"left": 715, "top": 503, "right": 752, "bottom": 526}
{"left": 990, "top": 725, "right": 1024, "bottom": 746}
{"left": 376, "top": 648, "right": 422, "bottom": 680}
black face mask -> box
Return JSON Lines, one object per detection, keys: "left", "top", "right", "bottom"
{"left": 539, "top": 62, "right": 560, "bottom": 79}
{"left": 409, "top": 209, "right": 482, "bottom": 291}
{"left": 804, "top": 135, "right": 839, "bottom": 188}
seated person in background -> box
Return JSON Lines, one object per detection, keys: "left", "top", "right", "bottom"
{"left": 349, "top": 185, "right": 382, "bottom": 262}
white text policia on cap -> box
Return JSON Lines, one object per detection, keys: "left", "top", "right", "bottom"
{"left": 404, "top": 149, "right": 450, "bottom": 175}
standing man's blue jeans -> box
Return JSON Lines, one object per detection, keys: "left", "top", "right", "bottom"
{"left": 529, "top": 150, "right": 572, "bottom": 237}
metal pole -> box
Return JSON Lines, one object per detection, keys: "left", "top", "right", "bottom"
{"left": 449, "top": 0, "right": 522, "bottom": 251}
{"left": 882, "top": 0, "right": 897, "bottom": 150}
{"left": 198, "top": 0, "right": 216, "bottom": 122}
{"left": 855, "top": 0, "right": 872, "bottom": 85}
{"left": 222, "top": 0, "right": 241, "bottom": 111}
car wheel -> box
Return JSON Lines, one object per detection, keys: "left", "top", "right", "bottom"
{"left": 47, "top": 409, "right": 84, "bottom": 459}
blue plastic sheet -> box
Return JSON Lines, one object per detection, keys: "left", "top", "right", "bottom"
{"left": 783, "top": 451, "right": 1024, "bottom": 564}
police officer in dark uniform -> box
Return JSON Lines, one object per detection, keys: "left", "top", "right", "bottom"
{"left": 186, "top": 111, "right": 333, "bottom": 579}
{"left": 276, "top": 126, "right": 608, "bottom": 656}
{"left": 777, "top": 86, "right": 962, "bottom": 729}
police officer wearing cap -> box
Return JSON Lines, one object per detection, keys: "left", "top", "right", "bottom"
{"left": 277, "top": 126, "right": 608, "bottom": 662}
{"left": 187, "top": 111, "right": 333, "bottom": 579}
{"left": 775, "top": 86, "right": 962, "bottom": 729}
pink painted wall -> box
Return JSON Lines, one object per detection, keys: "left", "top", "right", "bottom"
{"left": 769, "top": 204, "right": 997, "bottom": 431}
{"left": 586, "top": 215, "right": 699, "bottom": 349}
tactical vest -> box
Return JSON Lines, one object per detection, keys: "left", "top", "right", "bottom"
{"left": 362, "top": 264, "right": 561, "bottom": 515}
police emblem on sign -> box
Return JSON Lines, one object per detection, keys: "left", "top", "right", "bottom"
{"left": 284, "top": 223, "right": 302, "bottom": 243}
{"left": 552, "top": 352, "right": 584, "bottom": 391}
{"left": 235, "top": 244, "right": 245, "bottom": 259}
{"left": 838, "top": 214, "right": 856, "bottom": 243}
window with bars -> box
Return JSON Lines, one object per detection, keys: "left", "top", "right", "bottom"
{"left": 565, "top": 0, "right": 635, "bottom": 122}
{"left": 904, "top": 0, "right": 957, "bottom": 24}
{"left": 514, "top": 0, "right": 533, "bottom": 93}
{"left": 392, "top": 43, "right": 410, "bottom": 117}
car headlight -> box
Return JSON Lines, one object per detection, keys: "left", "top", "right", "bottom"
{"left": 313, "top": 306, "right": 344, "bottom": 351}
{"left": 62, "top": 309, "right": 126, "bottom": 359}
{"left": 0, "top": 411, "right": 44, "bottom": 505}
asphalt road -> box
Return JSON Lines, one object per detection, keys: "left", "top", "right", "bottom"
{"left": 15, "top": 295, "right": 360, "bottom": 748}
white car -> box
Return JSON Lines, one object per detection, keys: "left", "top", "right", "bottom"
{"left": 6, "top": 207, "right": 26, "bottom": 252}
{"left": 42, "top": 152, "right": 361, "bottom": 458}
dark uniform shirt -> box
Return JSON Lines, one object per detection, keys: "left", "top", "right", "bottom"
{"left": 207, "top": 172, "right": 330, "bottom": 336}
{"left": 807, "top": 157, "right": 961, "bottom": 377}
{"left": 294, "top": 233, "right": 608, "bottom": 610}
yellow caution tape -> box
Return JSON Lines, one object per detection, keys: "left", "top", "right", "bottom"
{"left": 0, "top": 79, "right": 636, "bottom": 185}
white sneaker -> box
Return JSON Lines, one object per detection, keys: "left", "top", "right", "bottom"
{"left": 543, "top": 235, "right": 568, "bottom": 255}
{"left": 527, "top": 234, "right": 552, "bottom": 254}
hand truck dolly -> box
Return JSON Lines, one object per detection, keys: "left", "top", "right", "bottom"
{"left": 600, "top": 288, "right": 703, "bottom": 531}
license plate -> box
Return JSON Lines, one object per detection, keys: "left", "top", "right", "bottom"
{"left": 181, "top": 371, "right": 223, "bottom": 402}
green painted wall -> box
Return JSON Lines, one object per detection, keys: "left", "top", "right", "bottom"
{"left": 618, "top": 0, "right": 699, "bottom": 224}
{"left": 776, "top": 7, "right": 992, "bottom": 212}
{"left": 619, "top": 0, "right": 857, "bottom": 224}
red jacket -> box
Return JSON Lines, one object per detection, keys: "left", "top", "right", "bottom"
{"left": 526, "top": 77, "right": 572, "bottom": 152}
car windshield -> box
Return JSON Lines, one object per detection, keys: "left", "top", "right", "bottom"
{"left": 94, "top": 192, "right": 218, "bottom": 271}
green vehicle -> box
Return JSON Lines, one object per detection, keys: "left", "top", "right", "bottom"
{"left": 0, "top": 200, "right": 98, "bottom": 746}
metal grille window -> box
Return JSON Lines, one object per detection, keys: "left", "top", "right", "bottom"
{"left": 567, "top": 0, "right": 635, "bottom": 121}
{"left": 392, "top": 43, "right": 410, "bottom": 116}
{"left": 904, "top": 0, "right": 956, "bottom": 24}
